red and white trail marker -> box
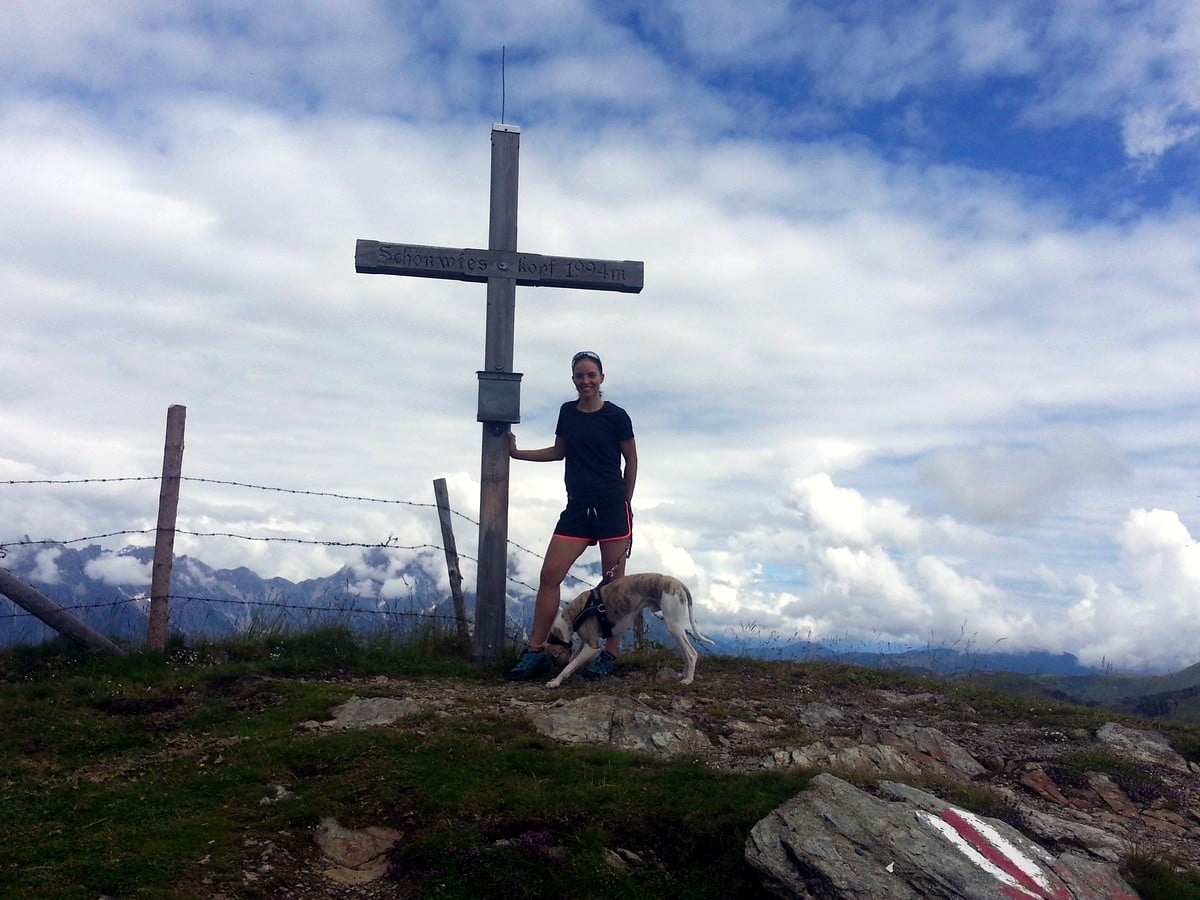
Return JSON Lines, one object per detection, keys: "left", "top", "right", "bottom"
{"left": 919, "top": 807, "right": 1136, "bottom": 900}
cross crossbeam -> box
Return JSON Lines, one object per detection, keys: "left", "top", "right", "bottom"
{"left": 355, "top": 241, "right": 643, "bottom": 293}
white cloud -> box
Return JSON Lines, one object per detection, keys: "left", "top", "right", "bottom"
{"left": 1122, "top": 105, "right": 1200, "bottom": 170}
{"left": 1033, "top": 0, "right": 1200, "bottom": 166}
{"left": 771, "top": 475, "right": 1015, "bottom": 645}
{"left": 32, "top": 548, "right": 63, "bottom": 585}
{"left": 661, "top": 1, "right": 1200, "bottom": 169}
{"left": 84, "top": 554, "right": 151, "bottom": 587}
{"left": 914, "top": 555, "right": 1015, "bottom": 650}
{"left": 819, "top": 545, "right": 922, "bottom": 613}
{"left": 1051, "top": 509, "right": 1200, "bottom": 672}
{"left": 789, "top": 474, "right": 922, "bottom": 548}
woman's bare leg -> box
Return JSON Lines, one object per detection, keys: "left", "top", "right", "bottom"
{"left": 528, "top": 536, "right": 587, "bottom": 647}
{"left": 598, "top": 538, "right": 630, "bottom": 653}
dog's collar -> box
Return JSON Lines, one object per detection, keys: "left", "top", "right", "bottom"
{"left": 545, "top": 633, "right": 571, "bottom": 649}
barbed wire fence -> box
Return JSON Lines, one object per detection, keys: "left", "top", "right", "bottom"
{"left": 0, "top": 471, "right": 603, "bottom": 651}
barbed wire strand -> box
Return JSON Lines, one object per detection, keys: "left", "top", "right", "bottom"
{"left": 1, "top": 477, "right": 159, "bottom": 485}
{"left": 2, "top": 474, "right": 574, "bottom": 571}
{"left": 0, "top": 474, "right": 598, "bottom": 610}
{"left": 3, "top": 474, "right": 491, "bottom": 531}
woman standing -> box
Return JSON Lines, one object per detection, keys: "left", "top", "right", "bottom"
{"left": 506, "top": 350, "right": 637, "bottom": 681}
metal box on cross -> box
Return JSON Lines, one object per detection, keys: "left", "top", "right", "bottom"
{"left": 475, "top": 370, "right": 522, "bottom": 424}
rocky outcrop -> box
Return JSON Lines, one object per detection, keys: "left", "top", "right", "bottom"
{"left": 291, "top": 668, "right": 1200, "bottom": 898}
{"left": 746, "top": 774, "right": 1138, "bottom": 899}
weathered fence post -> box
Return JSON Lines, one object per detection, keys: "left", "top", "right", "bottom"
{"left": 0, "top": 568, "right": 125, "bottom": 656}
{"left": 147, "top": 404, "right": 186, "bottom": 650}
{"left": 433, "top": 478, "right": 471, "bottom": 650}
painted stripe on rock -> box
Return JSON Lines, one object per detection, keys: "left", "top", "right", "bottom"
{"left": 918, "top": 808, "right": 1068, "bottom": 900}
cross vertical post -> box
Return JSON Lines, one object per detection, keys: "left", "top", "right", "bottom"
{"left": 474, "top": 124, "right": 520, "bottom": 665}
{"left": 354, "top": 124, "right": 643, "bottom": 667}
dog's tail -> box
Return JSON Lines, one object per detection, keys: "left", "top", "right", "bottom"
{"left": 683, "top": 583, "right": 716, "bottom": 646}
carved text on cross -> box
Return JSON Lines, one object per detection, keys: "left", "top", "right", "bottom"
{"left": 355, "top": 241, "right": 643, "bottom": 293}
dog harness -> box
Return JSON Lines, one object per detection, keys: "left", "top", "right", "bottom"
{"left": 571, "top": 585, "right": 614, "bottom": 641}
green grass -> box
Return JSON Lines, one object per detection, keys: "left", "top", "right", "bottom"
{"left": 1123, "top": 853, "right": 1200, "bottom": 900}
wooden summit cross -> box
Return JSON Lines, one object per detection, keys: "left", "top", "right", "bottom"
{"left": 355, "top": 123, "right": 644, "bottom": 665}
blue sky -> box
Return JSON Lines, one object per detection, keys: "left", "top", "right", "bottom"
{"left": 2, "top": 1, "right": 1199, "bottom": 672}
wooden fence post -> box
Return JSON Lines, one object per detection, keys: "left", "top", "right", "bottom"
{"left": 147, "top": 404, "right": 186, "bottom": 650}
{"left": 433, "top": 478, "right": 471, "bottom": 650}
{"left": 0, "top": 568, "right": 125, "bottom": 656}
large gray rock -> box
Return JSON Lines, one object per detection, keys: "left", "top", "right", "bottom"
{"left": 746, "top": 774, "right": 1138, "bottom": 899}
{"left": 314, "top": 817, "right": 402, "bottom": 886}
{"left": 1097, "top": 721, "right": 1192, "bottom": 772}
{"left": 772, "top": 724, "right": 986, "bottom": 780}
{"left": 527, "top": 694, "right": 711, "bottom": 755}
{"left": 297, "top": 694, "right": 444, "bottom": 731}
{"left": 1017, "top": 805, "right": 1131, "bottom": 863}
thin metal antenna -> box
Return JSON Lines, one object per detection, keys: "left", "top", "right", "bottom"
{"left": 501, "top": 45, "right": 507, "bottom": 123}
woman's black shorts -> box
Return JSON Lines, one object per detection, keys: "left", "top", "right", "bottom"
{"left": 553, "top": 498, "right": 632, "bottom": 545}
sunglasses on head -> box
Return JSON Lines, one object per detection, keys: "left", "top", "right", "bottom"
{"left": 572, "top": 351, "right": 601, "bottom": 366}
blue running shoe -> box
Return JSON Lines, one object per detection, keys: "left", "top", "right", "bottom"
{"left": 506, "top": 646, "right": 549, "bottom": 681}
{"left": 581, "top": 649, "right": 616, "bottom": 679}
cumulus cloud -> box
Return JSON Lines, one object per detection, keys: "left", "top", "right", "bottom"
{"left": 774, "top": 474, "right": 1018, "bottom": 649}
{"left": 1054, "top": 509, "right": 1200, "bottom": 672}
{"left": 766, "top": 474, "right": 1200, "bottom": 672}
{"left": 817, "top": 545, "right": 923, "bottom": 616}
{"left": 789, "top": 474, "right": 922, "bottom": 548}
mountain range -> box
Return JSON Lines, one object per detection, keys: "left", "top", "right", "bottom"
{"left": 0, "top": 541, "right": 457, "bottom": 648}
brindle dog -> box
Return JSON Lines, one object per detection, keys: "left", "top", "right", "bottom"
{"left": 544, "top": 573, "right": 715, "bottom": 687}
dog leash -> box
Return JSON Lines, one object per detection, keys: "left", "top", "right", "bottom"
{"left": 599, "top": 535, "right": 633, "bottom": 586}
